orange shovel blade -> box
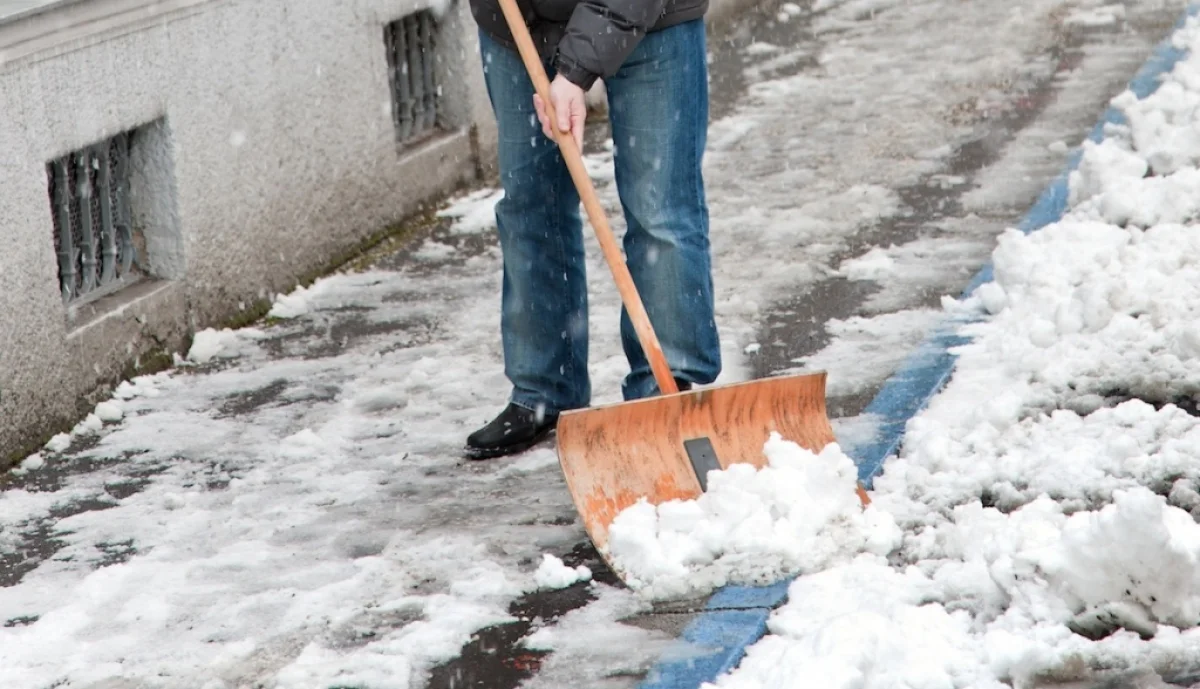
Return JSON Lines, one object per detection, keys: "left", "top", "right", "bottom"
{"left": 555, "top": 370, "right": 866, "bottom": 560}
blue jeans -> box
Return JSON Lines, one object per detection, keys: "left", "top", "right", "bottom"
{"left": 479, "top": 20, "right": 720, "bottom": 415}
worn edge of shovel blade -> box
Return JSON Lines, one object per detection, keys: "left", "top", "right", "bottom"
{"left": 554, "top": 371, "right": 836, "bottom": 574}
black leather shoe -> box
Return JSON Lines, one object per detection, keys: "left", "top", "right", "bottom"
{"left": 465, "top": 403, "right": 559, "bottom": 460}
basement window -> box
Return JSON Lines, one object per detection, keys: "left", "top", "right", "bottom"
{"left": 385, "top": 9, "right": 442, "bottom": 144}
{"left": 47, "top": 131, "right": 143, "bottom": 305}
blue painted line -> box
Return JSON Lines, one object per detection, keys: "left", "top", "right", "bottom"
{"left": 636, "top": 6, "right": 1200, "bottom": 688}
{"left": 703, "top": 580, "right": 790, "bottom": 610}
{"left": 638, "top": 608, "right": 773, "bottom": 689}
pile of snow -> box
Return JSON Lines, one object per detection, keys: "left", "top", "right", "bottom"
{"left": 94, "top": 401, "right": 124, "bottom": 423}
{"left": 185, "top": 327, "right": 267, "bottom": 363}
{"left": 709, "top": 488, "right": 1200, "bottom": 689}
{"left": 1038, "top": 487, "right": 1200, "bottom": 633}
{"left": 605, "top": 434, "right": 901, "bottom": 600}
{"left": 436, "top": 187, "right": 505, "bottom": 236}
{"left": 600, "top": 13, "right": 1200, "bottom": 689}
{"left": 838, "top": 245, "right": 896, "bottom": 280}
{"left": 266, "top": 272, "right": 389, "bottom": 320}
{"left": 534, "top": 554, "right": 593, "bottom": 590}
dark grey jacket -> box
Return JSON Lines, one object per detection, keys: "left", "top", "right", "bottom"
{"left": 468, "top": 0, "right": 708, "bottom": 90}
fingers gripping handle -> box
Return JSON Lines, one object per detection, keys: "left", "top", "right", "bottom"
{"left": 495, "top": 0, "right": 678, "bottom": 396}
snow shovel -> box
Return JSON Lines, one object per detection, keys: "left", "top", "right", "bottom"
{"left": 495, "top": 0, "right": 871, "bottom": 566}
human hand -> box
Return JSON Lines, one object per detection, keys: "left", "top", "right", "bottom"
{"left": 533, "top": 74, "right": 586, "bottom": 150}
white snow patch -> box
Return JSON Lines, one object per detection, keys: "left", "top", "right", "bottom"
{"left": 268, "top": 284, "right": 318, "bottom": 319}
{"left": 833, "top": 226, "right": 1002, "bottom": 314}
{"left": 1034, "top": 487, "right": 1200, "bottom": 631}
{"left": 744, "top": 42, "right": 781, "bottom": 56}
{"left": 838, "top": 246, "right": 897, "bottom": 280}
{"left": 186, "top": 327, "right": 267, "bottom": 362}
{"left": 830, "top": 413, "right": 882, "bottom": 455}
{"left": 412, "top": 239, "right": 458, "bottom": 261}
{"left": 533, "top": 554, "right": 592, "bottom": 590}
{"left": 519, "top": 585, "right": 672, "bottom": 688}
{"left": 1064, "top": 4, "right": 1126, "bottom": 28}
{"left": 94, "top": 401, "right": 124, "bottom": 423}
{"left": 44, "top": 433, "right": 71, "bottom": 453}
{"left": 18, "top": 454, "right": 44, "bottom": 472}
{"left": 605, "top": 434, "right": 901, "bottom": 600}
{"left": 743, "top": 48, "right": 815, "bottom": 82}
{"left": 113, "top": 376, "right": 164, "bottom": 400}
{"left": 437, "top": 187, "right": 504, "bottom": 235}
{"left": 782, "top": 309, "right": 945, "bottom": 397}
{"left": 74, "top": 413, "right": 103, "bottom": 435}
{"left": 266, "top": 272, "right": 400, "bottom": 320}
{"left": 272, "top": 591, "right": 513, "bottom": 689}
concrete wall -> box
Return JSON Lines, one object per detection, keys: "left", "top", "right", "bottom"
{"left": 0, "top": 0, "right": 498, "bottom": 461}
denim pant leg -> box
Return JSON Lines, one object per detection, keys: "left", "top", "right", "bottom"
{"left": 479, "top": 32, "right": 591, "bottom": 415}
{"left": 604, "top": 20, "right": 722, "bottom": 400}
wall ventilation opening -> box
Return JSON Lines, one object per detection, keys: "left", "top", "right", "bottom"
{"left": 47, "top": 131, "right": 144, "bottom": 305}
{"left": 385, "top": 9, "right": 442, "bottom": 145}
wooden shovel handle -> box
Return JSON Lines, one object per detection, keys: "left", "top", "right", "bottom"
{"left": 495, "top": 0, "right": 679, "bottom": 396}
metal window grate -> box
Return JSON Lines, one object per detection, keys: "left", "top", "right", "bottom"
{"left": 385, "top": 10, "right": 441, "bottom": 143}
{"left": 47, "top": 132, "right": 138, "bottom": 304}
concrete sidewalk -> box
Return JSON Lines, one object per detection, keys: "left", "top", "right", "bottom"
{"left": 0, "top": 1, "right": 1190, "bottom": 688}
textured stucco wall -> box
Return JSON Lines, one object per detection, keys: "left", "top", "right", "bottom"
{"left": 0, "top": 0, "right": 497, "bottom": 461}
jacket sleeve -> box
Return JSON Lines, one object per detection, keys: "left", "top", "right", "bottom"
{"left": 553, "top": 0, "right": 671, "bottom": 90}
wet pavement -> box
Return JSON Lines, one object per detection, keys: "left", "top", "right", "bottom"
{"left": 742, "top": 3, "right": 1182, "bottom": 419}
{"left": 421, "top": 1, "right": 1190, "bottom": 686}
{"left": 1, "top": 0, "right": 1194, "bottom": 687}
{"left": 424, "top": 542, "right": 617, "bottom": 689}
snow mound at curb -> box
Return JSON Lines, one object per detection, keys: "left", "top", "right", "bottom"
{"left": 605, "top": 433, "right": 902, "bottom": 600}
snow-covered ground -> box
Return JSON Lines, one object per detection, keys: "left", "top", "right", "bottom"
{"left": 0, "top": 0, "right": 1188, "bottom": 687}
{"left": 594, "top": 9, "right": 1200, "bottom": 689}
